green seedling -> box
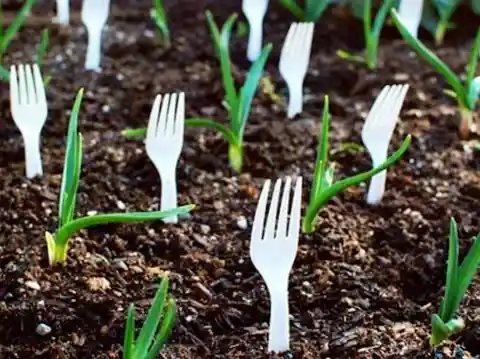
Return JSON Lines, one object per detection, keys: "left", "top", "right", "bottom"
{"left": 302, "top": 95, "right": 411, "bottom": 233}
{"left": 45, "top": 89, "right": 195, "bottom": 265}
{"left": 204, "top": 10, "right": 272, "bottom": 172}
{"left": 391, "top": 9, "right": 480, "bottom": 138}
{"left": 150, "top": 0, "right": 170, "bottom": 46}
{"left": 337, "top": 0, "right": 395, "bottom": 69}
{"left": 278, "top": 0, "right": 329, "bottom": 22}
{"left": 426, "top": 0, "right": 462, "bottom": 45}
{"left": 430, "top": 218, "right": 480, "bottom": 346}
{"left": 122, "top": 12, "right": 272, "bottom": 173}
{"left": 0, "top": 0, "right": 36, "bottom": 57}
{"left": 123, "top": 277, "right": 176, "bottom": 359}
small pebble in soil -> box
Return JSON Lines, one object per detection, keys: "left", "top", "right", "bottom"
{"left": 36, "top": 323, "right": 52, "bottom": 336}
{"left": 236, "top": 216, "right": 248, "bottom": 230}
{"left": 200, "top": 224, "right": 211, "bottom": 234}
{"left": 25, "top": 280, "right": 41, "bottom": 291}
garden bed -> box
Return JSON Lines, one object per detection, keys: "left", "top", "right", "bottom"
{"left": 0, "top": 1, "right": 480, "bottom": 358}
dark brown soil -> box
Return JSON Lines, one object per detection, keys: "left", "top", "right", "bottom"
{"left": 1, "top": 1, "right": 480, "bottom": 358}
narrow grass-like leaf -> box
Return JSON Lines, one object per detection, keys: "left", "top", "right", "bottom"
{"left": 123, "top": 304, "right": 135, "bottom": 359}
{"left": 59, "top": 88, "right": 84, "bottom": 227}
{"left": 305, "top": 0, "right": 329, "bottom": 22}
{"left": 62, "top": 133, "right": 83, "bottom": 225}
{"left": 237, "top": 43, "right": 272, "bottom": 139}
{"left": 439, "top": 218, "right": 459, "bottom": 322}
{"left": 390, "top": 9, "right": 467, "bottom": 106}
{"left": 310, "top": 95, "right": 330, "bottom": 204}
{"left": 145, "top": 299, "right": 176, "bottom": 359}
{"left": 465, "top": 28, "right": 480, "bottom": 106}
{"left": 134, "top": 278, "right": 169, "bottom": 358}
{"left": 0, "top": 0, "right": 36, "bottom": 54}
{"left": 303, "top": 135, "right": 411, "bottom": 233}
{"left": 278, "top": 0, "right": 305, "bottom": 20}
{"left": 36, "top": 28, "right": 49, "bottom": 68}
{"left": 205, "top": 10, "right": 238, "bottom": 122}
{"left": 451, "top": 234, "right": 480, "bottom": 318}
{"left": 151, "top": 0, "right": 170, "bottom": 44}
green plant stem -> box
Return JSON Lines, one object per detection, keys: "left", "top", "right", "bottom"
{"left": 302, "top": 135, "right": 411, "bottom": 233}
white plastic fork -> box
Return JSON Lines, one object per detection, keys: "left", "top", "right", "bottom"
{"left": 81, "top": 0, "right": 110, "bottom": 71}
{"left": 279, "top": 22, "right": 315, "bottom": 119}
{"left": 9, "top": 64, "right": 48, "bottom": 179}
{"left": 250, "top": 176, "right": 302, "bottom": 353}
{"left": 242, "top": 0, "right": 269, "bottom": 62}
{"left": 397, "top": 0, "right": 424, "bottom": 38}
{"left": 55, "top": 0, "right": 69, "bottom": 25}
{"left": 145, "top": 93, "right": 185, "bottom": 224}
{"left": 362, "top": 84, "right": 409, "bottom": 205}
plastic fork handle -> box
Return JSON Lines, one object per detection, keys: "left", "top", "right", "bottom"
{"left": 247, "top": 19, "right": 264, "bottom": 62}
{"left": 56, "top": 0, "right": 69, "bottom": 25}
{"left": 24, "top": 134, "right": 43, "bottom": 178}
{"left": 85, "top": 27, "right": 104, "bottom": 71}
{"left": 160, "top": 173, "right": 178, "bottom": 224}
{"left": 286, "top": 81, "right": 303, "bottom": 119}
{"left": 267, "top": 284, "right": 290, "bottom": 353}
{"left": 366, "top": 169, "right": 387, "bottom": 205}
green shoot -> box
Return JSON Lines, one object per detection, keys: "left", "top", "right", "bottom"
{"left": 204, "top": 10, "right": 272, "bottom": 172}
{"left": 337, "top": 0, "right": 395, "bottom": 69}
{"left": 120, "top": 117, "right": 227, "bottom": 139}
{"left": 430, "top": 218, "right": 480, "bottom": 346}
{"left": 150, "top": 0, "right": 170, "bottom": 46}
{"left": 302, "top": 95, "right": 411, "bottom": 233}
{"left": 122, "top": 12, "right": 272, "bottom": 173}
{"left": 278, "top": 0, "right": 330, "bottom": 22}
{"left": 45, "top": 89, "right": 195, "bottom": 265}
{"left": 0, "top": 0, "right": 37, "bottom": 57}
{"left": 391, "top": 9, "right": 480, "bottom": 138}
{"left": 431, "top": 0, "right": 462, "bottom": 45}
{"left": 123, "top": 277, "right": 176, "bottom": 359}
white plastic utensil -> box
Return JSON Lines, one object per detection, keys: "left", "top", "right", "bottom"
{"left": 9, "top": 64, "right": 48, "bottom": 178}
{"left": 250, "top": 176, "right": 302, "bottom": 353}
{"left": 145, "top": 92, "right": 185, "bottom": 224}
{"left": 362, "top": 84, "right": 409, "bottom": 205}
{"left": 279, "top": 22, "right": 315, "bottom": 118}
{"left": 242, "top": 0, "right": 269, "bottom": 62}
{"left": 397, "top": 0, "right": 424, "bottom": 38}
{"left": 55, "top": 0, "right": 69, "bottom": 25}
{"left": 81, "top": 0, "right": 110, "bottom": 71}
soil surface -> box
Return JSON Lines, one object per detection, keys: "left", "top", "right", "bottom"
{"left": 0, "top": 1, "right": 480, "bottom": 358}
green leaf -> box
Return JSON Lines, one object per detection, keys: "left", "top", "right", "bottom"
{"left": 473, "top": 0, "right": 480, "bottom": 14}
{"left": 430, "top": 313, "right": 451, "bottom": 346}
{"left": 310, "top": 95, "right": 330, "bottom": 204}
{"left": 439, "top": 218, "right": 460, "bottom": 322}
{"left": 185, "top": 118, "right": 239, "bottom": 145}
{"left": 303, "top": 135, "right": 411, "bottom": 233}
{"left": 305, "top": 0, "right": 329, "bottom": 22}
{"left": 451, "top": 233, "right": 480, "bottom": 320}
{"left": 391, "top": 9, "right": 468, "bottom": 108}
{"left": 205, "top": 10, "right": 239, "bottom": 127}
{"left": 121, "top": 117, "right": 239, "bottom": 145}
{"left": 123, "top": 304, "right": 135, "bottom": 359}
{"left": 0, "top": 63, "right": 9, "bottom": 81}
{"left": 58, "top": 88, "right": 84, "bottom": 227}
{"left": 36, "top": 28, "right": 49, "bottom": 68}
{"left": 278, "top": 0, "right": 305, "bottom": 20}
{"left": 237, "top": 43, "right": 272, "bottom": 140}
{"left": 145, "top": 298, "right": 176, "bottom": 359}
{"left": 151, "top": 0, "right": 170, "bottom": 45}
{"left": 466, "top": 28, "right": 480, "bottom": 90}
{"left": 336, "top": 49, "right": 365, "bottom": 63}
{"left": 54, "top": 205, "right": 195, "bottom": 256}
{"left": 467, "top": 77, "right": 480, "bottom": 109}
{"left": 0, "top": 0, "right": 37, "bottom": 54}
{"left": 134, "top": 278, "right": 170, "bottom": 358}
